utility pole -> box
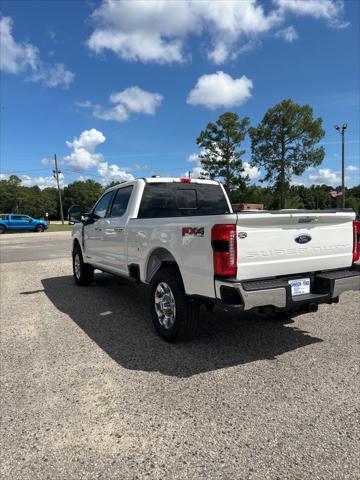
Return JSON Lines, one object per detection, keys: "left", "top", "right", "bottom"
{"left": 53, "top": 153, "right": 64, "bottom": 224}
{"left": 334, "top": 123, "right": 347, "bottom": 208}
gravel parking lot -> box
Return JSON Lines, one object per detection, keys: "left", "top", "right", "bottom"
{"left": 1, "top": 233, "right": 359, "bottom": 479}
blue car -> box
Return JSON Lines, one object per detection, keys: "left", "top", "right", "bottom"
{"left": 0, "top": 214, "right": 48, "bottom": 233}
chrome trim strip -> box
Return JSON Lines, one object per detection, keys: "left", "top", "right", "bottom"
{"left": 333, "top": 276, "right": 360, "bottom": 297}
{"left": 215, "top": 280, "right": 287, "bottom": 310}
{"left": 215, "top": 272, "right": 360, "bottom": 310}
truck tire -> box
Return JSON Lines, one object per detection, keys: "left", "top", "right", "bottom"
{"left": 73, "top": 245, "right": 94, "bottom": 286}
{"left": 150, "top": 267, "right": 199, "bottom": 342}
{"left": 36, "top": 224, "right": 45, "bottom": 232}
{"left": 0, "top": 225, "right": 6, "bottom": 234}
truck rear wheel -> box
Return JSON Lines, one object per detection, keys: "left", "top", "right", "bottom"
{"left": 150, "top": 267, "right": 199, "bottom": 341}
{"left": 0, "top": 225, "right": 6, "bottom": 234}
{"left": 73, "top": 245, "right": 94, "bottom": 286}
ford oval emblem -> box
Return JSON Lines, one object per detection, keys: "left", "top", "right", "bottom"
{"left": 295, "top": 234, "right": 312, "bottom": 244}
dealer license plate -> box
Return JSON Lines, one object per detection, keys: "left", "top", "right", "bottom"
{"left": 288, "top": 278, "right": 310, "bottom": 296}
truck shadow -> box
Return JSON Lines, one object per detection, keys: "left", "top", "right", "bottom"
{"left": 42, "top": 273, "right": 322, "bottom": 378}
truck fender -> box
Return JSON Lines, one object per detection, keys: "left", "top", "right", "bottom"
{"left": 145, "top": 247, "right": 180, "bottom": 284}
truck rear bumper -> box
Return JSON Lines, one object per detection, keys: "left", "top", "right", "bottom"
{"left": 215, "top": 268, "right": 360, "bottom": 312}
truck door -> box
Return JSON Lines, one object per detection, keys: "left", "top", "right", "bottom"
{"left": 101, "top": 185, "right": 134, "bottom": 274}
{"left": 9, "top": 214, "right": 33, "bottom": 231}
{"left": 83, "top": 191, "right": 114, "bottom": 265}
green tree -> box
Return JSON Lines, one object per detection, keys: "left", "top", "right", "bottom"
{"left": 63, "top": 179, "right": 103, "bottom": 216}
{"left": 41, "top": 188, "right": 58, "bottom": 219}
{"left": 105, "top": 181, "right": 123, "bottom": 190}
{"left": 249, "top": 99, "right": 325, "bottom": 209}
{"left": 0, "top": 175, "right": 22, "bottom": 212}
{"left": 196, "top": 112, "right": 250, "bottom": 193}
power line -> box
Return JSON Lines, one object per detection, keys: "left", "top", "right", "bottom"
{"left": 0, "top": 167, "right": 52, "bottom": 174}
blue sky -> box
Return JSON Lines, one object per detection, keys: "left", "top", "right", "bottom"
{"left": 1, "top": 0, "right": 359, "bottom": 189}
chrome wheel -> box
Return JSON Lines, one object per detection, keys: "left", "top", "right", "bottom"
{"left": 154, "top": 282, "right": 176, "bottom": 329}
{"left": 74, "top": 253, "right": 81, "bottom": 279}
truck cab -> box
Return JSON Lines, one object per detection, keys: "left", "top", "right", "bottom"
{"left": 69, "top": 178, "right": 360, "bottom": 342}
{"left": 0, "top": 214, "right": 48, "bottom": 233}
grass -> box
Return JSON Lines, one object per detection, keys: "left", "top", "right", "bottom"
{"left": 47, "top": 224, "right": 73, "bottom": 232}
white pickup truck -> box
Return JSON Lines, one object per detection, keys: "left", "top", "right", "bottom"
{"left": 69, "top": 177, "right": 360, "bottom": 341}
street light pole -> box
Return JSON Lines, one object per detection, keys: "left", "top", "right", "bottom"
{"left": 334, "top": 123, "right": 347, "bottom": 208}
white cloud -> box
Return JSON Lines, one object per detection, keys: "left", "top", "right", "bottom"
{"left": 64, "top": 129, "right": 106, "bottom": 171}
{"left": 86, "top": 0, "right": 279, "bottom": 65}
{"left": 193, "top": 1, "right": 280, "bottom": 63}
{"left": 83, "top": 86, "right": 163, "bottom": 122}
{"left": 184, "top": 157, "right": 259, "bottom": 181}
{"left": 41, "top": 157, "right": 54, "bottom": 166}
{"left": 347, "top": 165, "right": 359, "bottom": 172}
{"left": 182, "top": 164, "right": 209, "bottom": 180}
{"left": 0, "top": 16, "right": 74, "bottom": 88}
{"left": 110, "top": 87, "right": 163, "bottom": 115}
{"left": 187, "top": 153, "right": 200, "bottom": 163}
{"left": 30, "top": 63, "right": 74, "bottom": 88}
{"left": 187, "top": 166, "right": 209, "bottom": 179}
{"left": 187, "top": 71, "right": 253, "bottom": 109}
{"left": 273, "top": 0, "right": 349, "bottom": 28}
{"left": 0, "top": 16, "right": 38, "bottom": 73}
{"left": 0, "top": 173, "right": 65, "bottom": 189}
{"left": 290, "top": 175, "right": 305, "bottom": 186}
{"left": 93, "top": 103, "right": 129, "bottom": 122}
{"left": 75, "top": 100, "right": 92, "bottom": 108}
{"left": 183, "top": 152, "right": 208, "bottom": 179}
{"left": 87, "top": 1, "right": 347, "bottom": 65}
{"left": 241, "top": 162, "right": 261, "bottom": 180}
{"left": 20, "top": 173, "right": 64, "bottom": 189}
{"left": 309, "top": 168, "right": 343, "bottom": 186}
{"left": 275, "top": 25, "right": 298, "bottom": 42}
{"left": 97, "top": 161, "right": 134, "bottom": 185}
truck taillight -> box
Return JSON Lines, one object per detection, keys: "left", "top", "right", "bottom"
{"left": 211, "top": 224, "right": 237, "bottom": 277}
{"left": 353, "top": 220, "right": 360, "bottom": 262}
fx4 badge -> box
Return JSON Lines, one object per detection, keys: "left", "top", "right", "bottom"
{"left": 182, "top": 227, "right": 204, "bottom": 237}
{"left": 238, "top": 232, "right": 247, "bottom": 239}
{"left": 295, "top": 234, "right": 312, "bottom": 244}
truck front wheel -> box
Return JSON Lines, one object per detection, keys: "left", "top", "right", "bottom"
{"left": 150, "top": 267, "right": 199, "bottom": 342}
{"left": 73, "top": 245, "right": 94, "bottom": 286}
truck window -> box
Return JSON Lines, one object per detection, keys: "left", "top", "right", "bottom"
{"left": 138, "top": 183, "right": 230, "bottom": 218}
{"left": 176, "top": 189, "right": 197, "bottom": 209}
{"left": 92, "top": 191, "right": 114, "bottom": 219}
{"left": 11, "top": 215, "right": 28, "bottom": 221}
{"left": 0, "top": 214, "right": 8, "bottom": 220}
{"left": 110, "top": 186, "right": 133, "bottom": 217}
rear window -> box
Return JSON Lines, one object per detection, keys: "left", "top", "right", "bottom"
{"left": 138, "top": 183, "right": 230, "bottom": 218}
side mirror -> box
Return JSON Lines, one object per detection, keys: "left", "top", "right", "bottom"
{"left": 28, "top": 218, "right": 33, "bottom": 222}
{"left": 68, "top": 205, "right": 82, "bottom": 224}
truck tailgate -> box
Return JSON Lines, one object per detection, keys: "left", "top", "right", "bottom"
{"left": 236, "top": 211, "right": 355, "bottom": 281}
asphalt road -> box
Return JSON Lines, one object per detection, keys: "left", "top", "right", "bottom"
{"left": 1, "top": 234, "right": 359, "bottom": 479}
{"left": 0, "top": 232, "right": 71, "bottom": 263}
